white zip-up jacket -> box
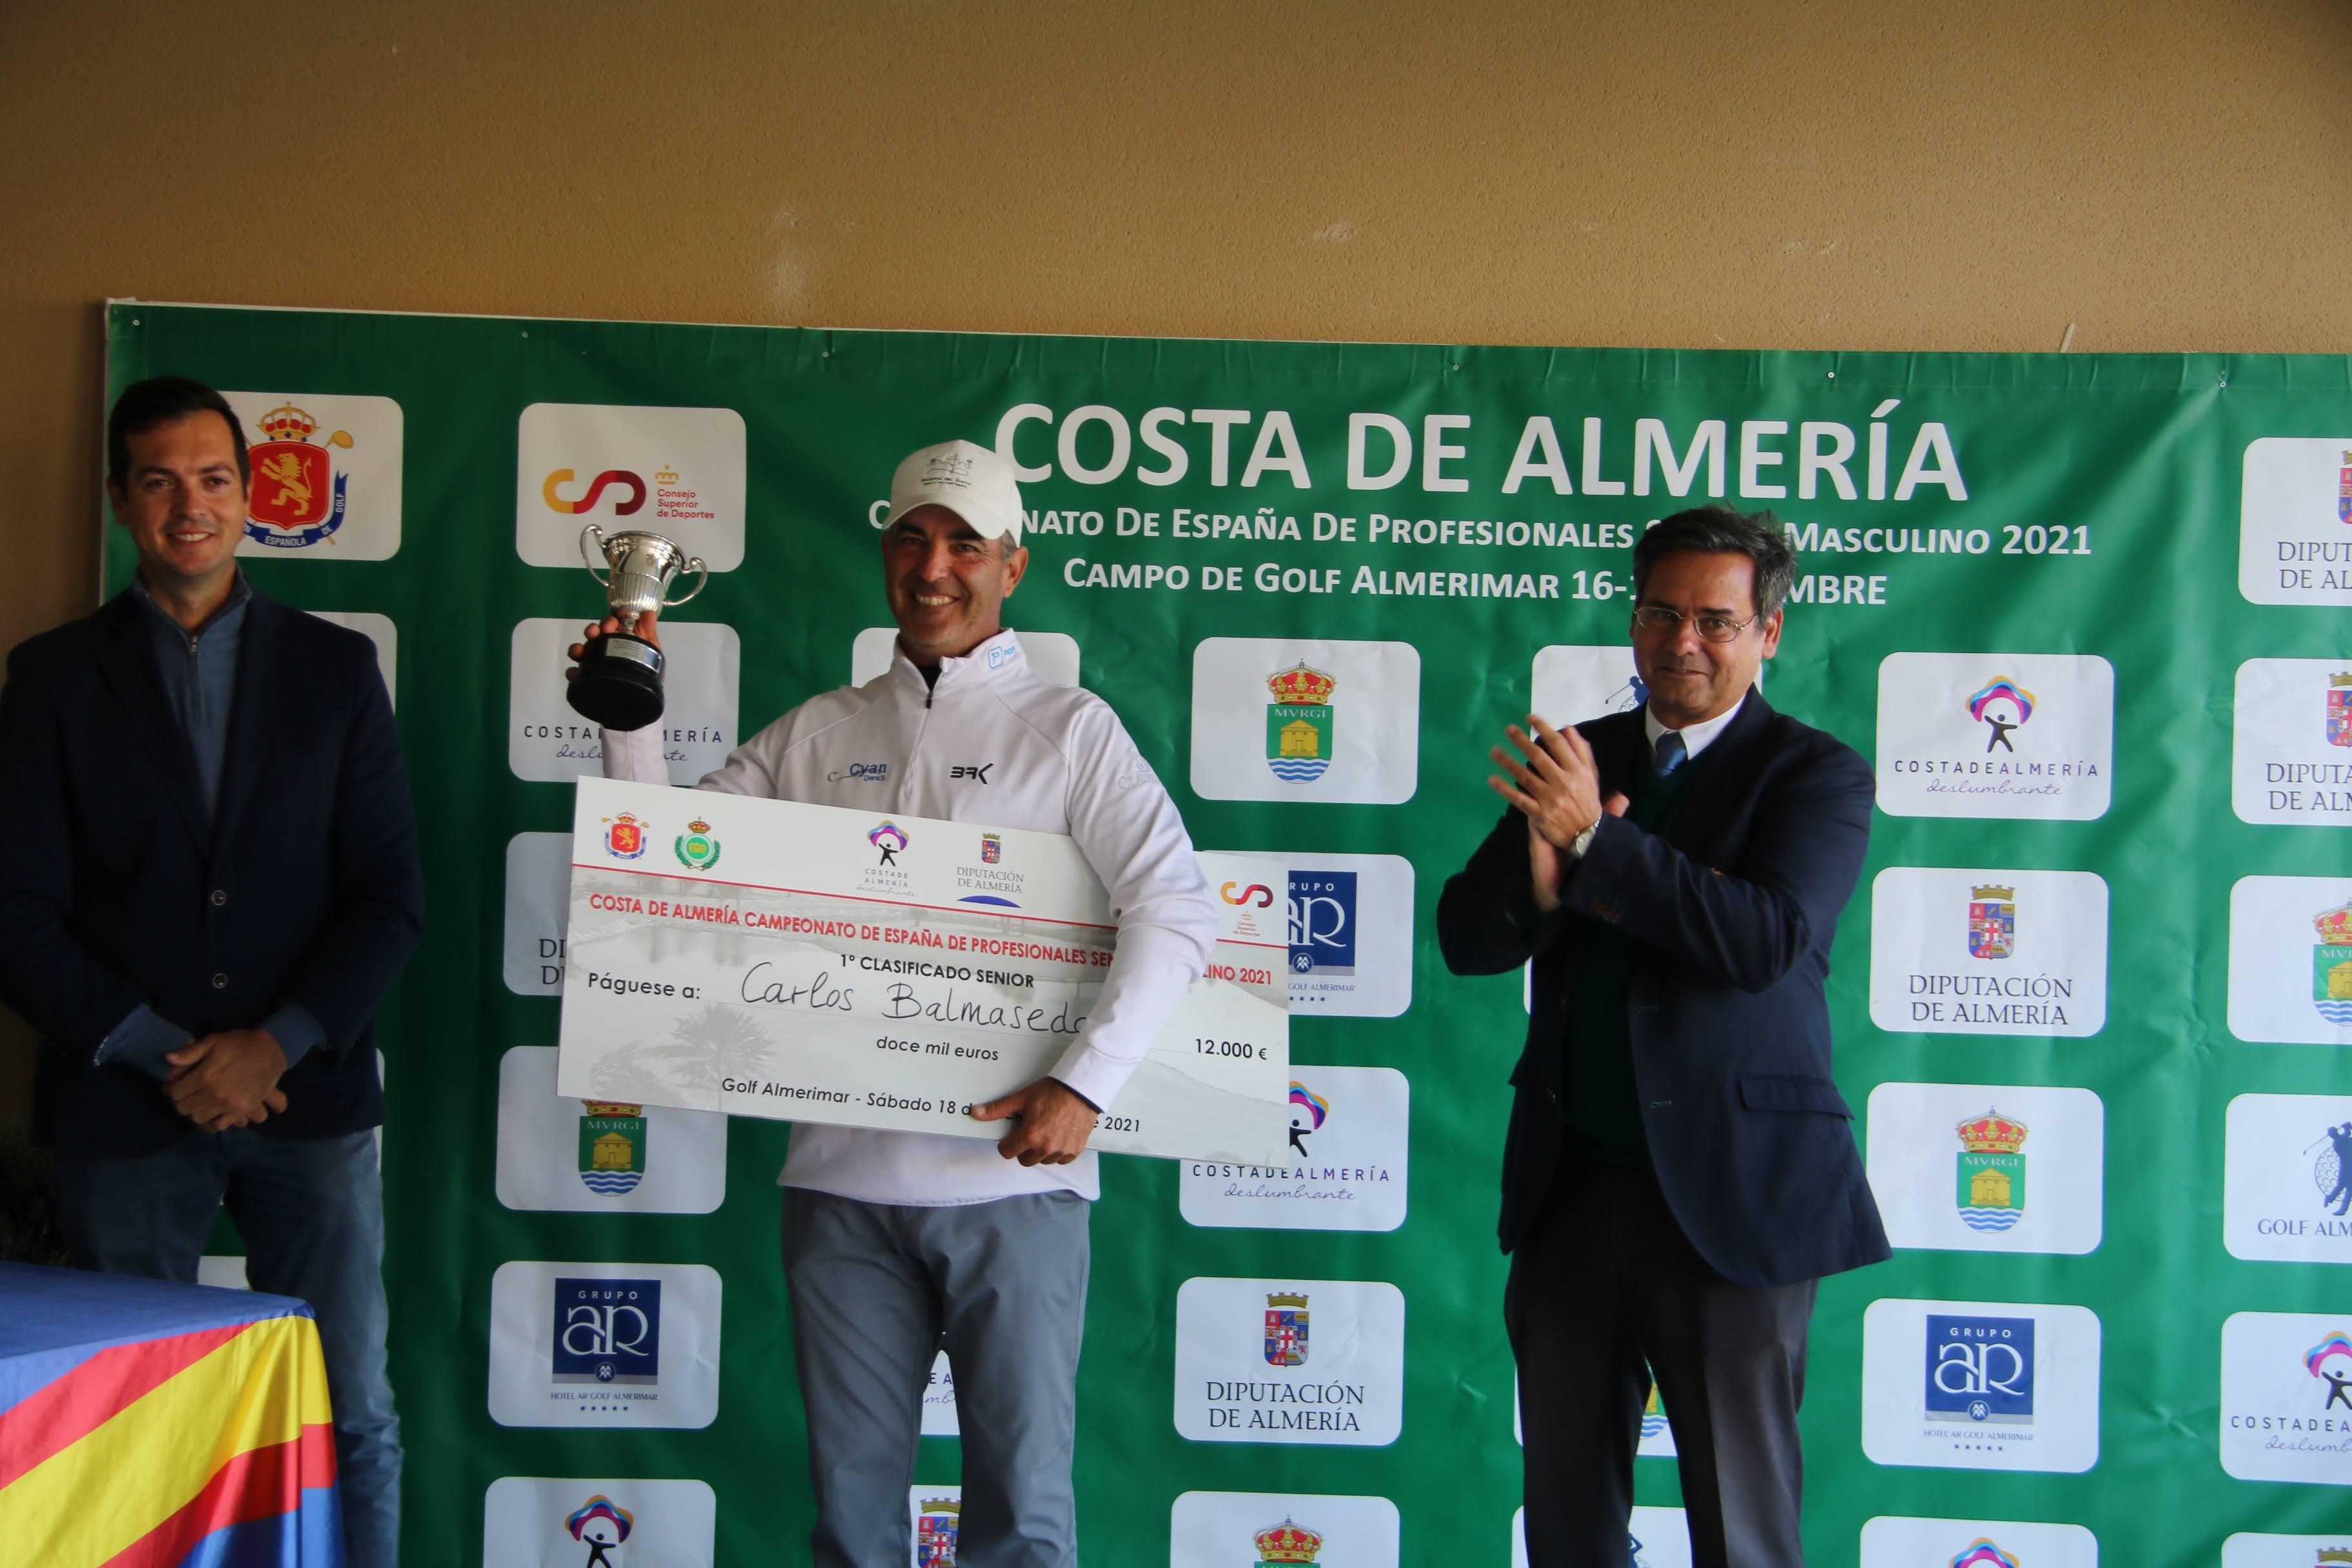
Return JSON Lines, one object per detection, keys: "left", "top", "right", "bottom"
{"left": 603, "top": 628, "right": 1217, "bottom": 1205}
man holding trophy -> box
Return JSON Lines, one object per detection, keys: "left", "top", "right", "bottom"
{"left": 566, "top": 438, "right": 1217, "bottom": 1568}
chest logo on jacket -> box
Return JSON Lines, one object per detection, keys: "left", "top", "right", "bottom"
{"left": 826, "top": 761, "right": 892, "bottom": 784}
{"left": 950, "top": 763, "right": 995, "bottom": 784}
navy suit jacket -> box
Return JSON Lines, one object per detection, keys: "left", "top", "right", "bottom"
{"left": 1435, "top": 691, "right": 1888, "bottom": 1289}
{"left": 0, "top": 589, "right": 423, "bottom": 1157}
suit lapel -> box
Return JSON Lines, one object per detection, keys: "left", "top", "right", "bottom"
{"left": 1580, "top": 708, "right": 1651, "bottom": 801}
{"left": 94, "top": 594, "right": 210, "bottom": 852}
{"left": 211, "top": 593, "right": 279, "bottom": 854}
{"left": 1658, "top": 688, "right": 1774, "bottom": 860}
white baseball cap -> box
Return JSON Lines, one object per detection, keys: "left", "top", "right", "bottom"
{"left": 881, "top": 438, "right": 1026, "bottom": 545}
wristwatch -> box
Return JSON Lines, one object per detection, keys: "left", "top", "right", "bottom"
{"left": 1569, "top": 815, "right": 1602, "bottom": 859}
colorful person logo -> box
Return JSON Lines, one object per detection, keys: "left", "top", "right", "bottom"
{"left": 1950, "top": 1541, "right": 2021, "bottom": 1568}
{"left": 564, "top": 1494, "right": 632, "bottom": 1567}
{"left": 1966, "top": 676, "right": 2036, "bottom": 754}
{"left": 2312, "top": 1122, "right": 2352, "bottom": 1217}
{"left": 869, "top": 821, "right": 909, "bottom": 867}
{"left": 1288, "top": 1081, "right": 1328, "bottom": 1158}
{"left": 2304, "top": 1331, "right": 2352, "bottom": 1411}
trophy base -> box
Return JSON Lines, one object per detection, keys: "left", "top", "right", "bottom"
{"left": 568, "top": 632, "right": 666, "bottom": 732}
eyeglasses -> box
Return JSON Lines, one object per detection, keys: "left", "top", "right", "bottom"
{"left": 1630, "top": 605, "right": 1762, "bottom": 643}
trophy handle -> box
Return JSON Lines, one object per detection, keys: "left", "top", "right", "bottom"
{"left": 578, "top": 524, "right": 612, "bottom": 587}
{"left": 663, "top": 557, "right": 710, "bottom": 608}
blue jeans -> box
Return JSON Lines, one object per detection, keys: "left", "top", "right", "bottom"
{"left": 52, "top": 1129, "right": 400, "bottom": 1568}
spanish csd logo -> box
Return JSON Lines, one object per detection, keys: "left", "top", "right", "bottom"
{"left": 542, "top": 468, "right": 649, "bottom": 516}
{"left": 245, "top": 403, "right": 355, "bottom": 549}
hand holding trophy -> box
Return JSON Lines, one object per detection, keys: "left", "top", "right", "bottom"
{"left": 565, "top": 524, "right": 707, "bottom": 730}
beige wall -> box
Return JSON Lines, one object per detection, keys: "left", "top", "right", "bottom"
{"left": 1, "top": 0, "right": 2346, "bottom": 1102}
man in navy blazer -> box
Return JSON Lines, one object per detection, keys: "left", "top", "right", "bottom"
{"left": 0, "top": 378, "right": 422, "bottom": 1568}
{"left": 1437, "top": 507, "right": 1885, "bottom": 1568}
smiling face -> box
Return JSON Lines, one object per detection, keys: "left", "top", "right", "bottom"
{"left": 881, "top": 504, "right": 1028, "bottom": 665}
{"left": 108, "top": 411, "right": 247, "bottom": 612}
{"left": 1629, "top": 549, "right": 1781, "bottom": 728}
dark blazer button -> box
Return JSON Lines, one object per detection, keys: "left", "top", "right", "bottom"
{"left": 210, "top": 889, "right": 228, "bottom": 906}
{"left": 211, "top": 973, "right": 228, "bottom": 989}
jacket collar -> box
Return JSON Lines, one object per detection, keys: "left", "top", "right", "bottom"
{"left": 888, "top": 628, "right": 1026, "bottom": 702}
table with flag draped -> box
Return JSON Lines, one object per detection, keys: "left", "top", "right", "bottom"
{"left": 0, "top": 1262, "right": 344, "bottom": 1567}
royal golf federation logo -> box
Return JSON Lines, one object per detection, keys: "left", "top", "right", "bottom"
{"left": 1861, "top": 1298, "right": 2098, "bottom": 1471}
{"left": 1857, "top": 1518, "right": 2099, "bottom": 1568}
{"left": 2220, "top": 1311, "right": 2352, "bottom": 1484}
{"left": 514, "top": 403, "right": 746, "bottom": 571}
{"left": 1875, "top": 654, "right": 2113, "bottom": 819}
{"left": 1265, "top": 663, "right": 1338, "bottom": 781}
{"left": 603, "top": 813, "right": 648, "bottom": 860}
{"left": 577, "top": 1101, "right": 647, "bottom": 1195}
{"left": 1869, "top": 868, "right": 2108, "bottom": 1037}
{"left": 1954, "top": 1110, "right": 2027, "bottom": 1233}
{"left": 553, "top": 1279, "right": 661, "bottom": 1385}
{"left": 1968, "top": 886, "right": 2015, "bottom": 959}
{"left": 1179, "top": 1065, "right": 1410, "bottom": 1233}
{"left": 222, "top": 391, "right": 404, "bottom": 559}
{"left": 2240, "top": 437, "right": 2352, "bottom": 605}
{"left": 1190, "top": 638, "right": 1420, "bottom": 805}
{"left": 480, "top": 1476, "right": 717, "bottom": 1568}
{"left": 2233, "top": 660, "right": 2352, "bottom": 824}
{"left": 487, "top": 1262, "right": 720, "bottom": 1427}
{"left": 1174, "top": 1277, "right": 1405, "bottom": 1445}
{"left": 673, "top": 819, "right": 720, "bottom": 870}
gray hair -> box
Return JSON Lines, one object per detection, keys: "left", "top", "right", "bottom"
{"left": 1631, "top": 506, "right": 1796, "bottom": 618}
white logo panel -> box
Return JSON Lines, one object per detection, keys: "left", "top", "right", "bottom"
{"left": 2225, "top": 1093, "right": 2352, "bottom": 1262}
{"left": 1532, "top": 643, "right": 1759, "bottom": 728}
{"left": 2220, "top": 1311, "right": 2352, "bottom": 1484}
{"left": 851, "top": 627, "right": 1079, "bottom": 688}
{"left": 1860, "top": 1297, "right": 2100, "bottom": 1472}
{"left": 1173, "top": 1276, "right": 1404, "bottom": 1446}
{"left": 306, "top": 612, "right": 398, "bottom": 709}
{"left": 2233, "top": 658, "right": 2352, "bottom": 825}
{"left": 2241, "top": 437, "right": 2352, "bottom": 605}
{"left": 509, "top": 617, "right": 740, "bottom": 785}
{"left": 493, "top": 1047, "right": 727, "bottom": 1213}
{"left": 1180, "top": 1065, "right": 1409, "bottom": 1232}
{"left": 1513, "top": 1506, "right": 1690, "bottom": 1568}
{"left": 1190, "top": 638, "right": 1420, "bottom": 805}
{"left": 2228, "top": 876, "right": 2352, "bottom": 1046}
{"left": 224, "top": 391, "right": 402, "bottom": 560}
{"left": 1204, "top": 851, "right": 1413, "bottom": 1019}
{"left": 1869, "top": 868, "right": 2108, "bottom": 1037}
{"left": 516, "top": 403, "right": 745, "bottom": 571}
{"left": 922, "top": 1351, "right": 957, "bottom": 1436}
{"left": 487, "top": 1261, "right": 721, "bottom": 1429}
{"left": 1874, "top": 653, "right": 2113, "bottom": 819}
{"left": 2225, "top": 1534, "right": 2352, "bottom": 1567}
{"left": 1866, "top": 1083, "right": 2103, "bottom": 1255}
{"left": 1170, "top": 1491, "right": 1399, "bottom": 1567}
{"left": 504, "top": 833, "right": 571, "bottom": 994}
{"left": 1859, "top": 1515, "right": 2098, "bottom": 1568}
{"left": 482, "top": 1476, "right": 716, "bottom": 1567}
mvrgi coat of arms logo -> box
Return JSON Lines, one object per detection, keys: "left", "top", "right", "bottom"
{"left": 1265, "top": 663, "right": 1337, "bottom": 781}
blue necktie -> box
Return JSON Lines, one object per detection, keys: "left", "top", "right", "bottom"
{"left": 1654, "top": 730, "right": 1688, "bottom": 777}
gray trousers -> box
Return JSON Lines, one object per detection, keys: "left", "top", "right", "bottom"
{"left": 781, "top": 1186, "right": 1090, "bottom": 1568}
{"left": 1506, "top": 1155, "right": 1817, "bottom": 1568}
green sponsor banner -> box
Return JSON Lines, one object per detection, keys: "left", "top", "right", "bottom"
{"left": 100, "top": 303, "right": 2352, "bottom": 1565}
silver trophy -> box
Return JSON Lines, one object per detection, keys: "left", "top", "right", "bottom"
{"left": 567, "top": 524, "right": 708, "bottom": 730}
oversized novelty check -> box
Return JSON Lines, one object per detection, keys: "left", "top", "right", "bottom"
{"left": 556, "top": 777, "right": 1291, "bottom": 1164}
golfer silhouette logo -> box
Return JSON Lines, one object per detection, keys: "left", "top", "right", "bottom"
{"left": 1966, "top": 677, "right": 2037, "bottom": 754}
{"left": 565, "top": 1495, "right": 632, "bottom": 1566}
{"left": 2310, "top": 1122, "right": 2352, "bottom": 1217}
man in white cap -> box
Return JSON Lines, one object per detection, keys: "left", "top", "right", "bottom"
{"left": 569, "top": 438, "right": 1216, "bottom": 1568}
